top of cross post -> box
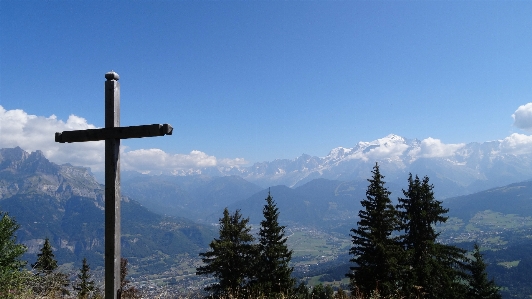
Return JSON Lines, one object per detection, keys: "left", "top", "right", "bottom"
{"left": 105, "top": 71, "right": 120, "bottom": 81}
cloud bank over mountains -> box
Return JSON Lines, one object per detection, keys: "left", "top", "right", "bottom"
{"left": 338, "top": 135, "right": 466, "bottom": 162}
{"left": 2, "top": 104, "right": 532, "bottom": 175}
{"left": 121, "top": 148, "right": 247, "bottom": 175}
{"left": 0, "top": 106, "right": 247, "bottom": 173}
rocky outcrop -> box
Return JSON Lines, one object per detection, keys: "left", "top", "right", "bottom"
{"left": 0, "top": 147, "right": 103, "bottom": 201}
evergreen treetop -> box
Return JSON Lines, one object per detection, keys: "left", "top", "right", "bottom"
{"left": 467, "top": 243, "right": 502, "bottom": 299}
{"left": 0, "top": 211, "right": 29, "bottom": 297}
{"left": 397, "top": 174, "right": 468, "bottom": 299}
{"left": 348, "top": 163, "right": 402, "bottom": 296}
{"left": 397, "top": 174, "right": 448, "bottom": 250}
{"left": 197, "top": 208, "right": 256, "bottom": 297}
{"left": 0, "top": 212, "right": 27, "bottom": 272}
{"left": 32, "top": 237, "right": 58, "bottom": 275}
{"left": 256, "top": 190, "right": 294, "bottom": 294}
{"left": 28, "top": 237, "right": 70, "bottom": 297}
{"left": 74, "top": 257, "right": 96, "bottom": 299}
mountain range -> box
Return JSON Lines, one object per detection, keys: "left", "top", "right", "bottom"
{"left": 121, "top": 174, "right": 262, "bottom": 221}
{"left": 187, "top": 134, "right": 532, "bottom": 199}
{"left": 5, "top": 139, "right": 532, "bottom": 229}
{"left": 0, "top": 147, "right": 214, "bottom": 272}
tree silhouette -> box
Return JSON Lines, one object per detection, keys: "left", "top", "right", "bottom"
{"left": 32, "top": 237, "right": 57, "bottom": 274}
{"left": 74, "top": 257, "right": 98, "bottom": 299}
{"left": 348, "top": 163, "right": 402, "bottom": 296}
{"left": 197, "top": 208, "right": 256, "bottom": 297}
{"left": 0, "top": 211, "right": 28, "bottom": 297}
{"left": 397, "top": 174, "right": 468, "bottom": 299}
{"left": 255, "top": 191, "right": 294, "bottom": 294}
{"left": 467, "top": 243, "right": 501, "bottom": 299}
{"left": 31, "top": 237, "right": 69, "bottom": 297}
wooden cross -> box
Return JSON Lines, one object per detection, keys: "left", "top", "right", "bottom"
{"left": 55, "top": 71, "right": 172, "bottom": 299}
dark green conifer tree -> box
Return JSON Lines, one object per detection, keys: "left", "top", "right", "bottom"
{"left": 255, "top": 191, "right": 294, "bottom": 295}
{"left": 197, "top": 208, "right": 256, "bottom": 297}
{"left": 0, "top": 211, "right": 28, "bottom": 297}
{"left": 0, "top": 212, "right": 27, "bottom": 271}
{"left": 31, "top": 237, "right": 69, "bottom": 297}
{"left": 32, "top": 237, "right": 57, "bottom": 274}
{"left": 348, "top": 163, "right": 402, "bottom": 296}
{"left": 74, "top": 257, "right": 97, "bottom": 299}
{"left": 467, "top": 243, "right": 501, "bottom": 299}
{"left": 397, "top": 174, "right": 468, "bottom": 299}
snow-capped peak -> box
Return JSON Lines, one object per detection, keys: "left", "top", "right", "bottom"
{"left": 326, "top": 147, "right": 352, "bottom": 159}
{"left": 376, "top": 134, "right": 406, "bottom": 145}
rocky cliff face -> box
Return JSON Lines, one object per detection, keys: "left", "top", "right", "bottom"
{"left": 0, "top": 147, "right": 103, "bottom": 201}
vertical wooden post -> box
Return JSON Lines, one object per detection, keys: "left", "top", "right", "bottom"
{"left": 104, "top": 71, "right": 121, "bottom": 299}
{"left": 55, "top": 72, "right": 172, "bottom": 299}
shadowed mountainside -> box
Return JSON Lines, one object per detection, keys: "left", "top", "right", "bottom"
{"left": 0, "top": 147, "right": 215, "bottom": 272}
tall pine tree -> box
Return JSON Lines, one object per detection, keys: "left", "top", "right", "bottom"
{"left": 31, "top": 237, "right": 70, "bottom": 297}
{"left": 467, "top": 243, "right": 501, "bottom": 299}
{"left": 348, "top": 163, "right": 402, "bottom": 296}
{"left": 197, "top": 208, "right": 256, "bottom": 297}
{"left": 74, "top": 257, "right": 97, "bottom": 299}
{"left": 255, "top": 191, "right": 294, "bottom": 295}
{"left": 397, "top": 174, "right": 468, "bottom": 299}
{"left": 0, "top": 212, "right": 27, "bottom": 272}
{"left": 32, "top": 237, "right": 57, "bottom": 274}
{"left": 0, "top": 211, "right": 28, "bottom": 297}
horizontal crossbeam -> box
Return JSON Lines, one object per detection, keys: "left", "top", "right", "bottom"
{"left": 55, "top": 124, "right": 173, "bottom": 143}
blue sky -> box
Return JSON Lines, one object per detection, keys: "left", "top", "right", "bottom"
{"left": 2, "top": 1, "right": 532, "bottom": 173}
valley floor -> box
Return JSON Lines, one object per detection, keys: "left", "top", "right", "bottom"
{"left": 58, "top": 212, "right": 532, "bottom": 298}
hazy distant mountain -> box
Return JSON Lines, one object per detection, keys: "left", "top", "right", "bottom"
{"left": 445, "top": 179, "right": 532, "bottom": 221}
{"left": 121, "top": 174, "right": 262, "bottom": 221}
{"left": 89, "top": 134, "right": 532, "bottom": 201}
{"left": 0, "top": 147, "right": 214, "bottom": 270}
{"left": 200, "top": 134, "right": 532, "bottom": 199}
{"left": 203, "top": 178, "right": 405, "bottom": 229}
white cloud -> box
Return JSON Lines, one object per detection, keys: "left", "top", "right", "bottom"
{"left": 413, "top": 137, "right": 465, "bottom": 158}
{"left": 122, "top": 149, "right": 217, "bottom": 172}
{"left": 512, "top": 103, "right": 532, "bottom": 131}
{"left": 121, "top": 149, "right": 248, "bottom": 174}
{"left": 0, "top": 106, "right": 105, "bottom": 171}
{"left": 500, "top": 133, "right": 532, "bottom": 155}
{"left": 349, "top": 136, "right": 409, "bottom": 161}
{"left": 219, "top": 157, "right": 249, "bottom": 167}
{"left": 0, "top": 106, "right": 247, "bottom": 173}
{"left": 365, "top": 142, "right": 409, "bottom": 160}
